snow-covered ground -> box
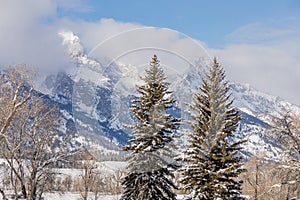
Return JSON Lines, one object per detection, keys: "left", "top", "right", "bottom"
{"left": 44, "top": 193, "right": 184, "bottom": 200}
{"left": 0, "top": 160, "right": 127, "bottom": 200}
{"left": 2, "top": 192, "right": 185, "bottom": 200}
{"left": 44, "top": 193, "right": 122, "bottom": 200}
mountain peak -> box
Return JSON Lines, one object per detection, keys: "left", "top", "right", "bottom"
{"left": 50, "top": 29, "right": 300, "bottom": 161}
{"left": 59, "top": 30, "right": 84, "bottom": 58}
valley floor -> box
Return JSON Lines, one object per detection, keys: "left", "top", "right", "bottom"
{"left": 44, "top": 193, "right": 122, "bottom": 200}
{"left": 4, "top": 193, "right": 185, "bottom": 200}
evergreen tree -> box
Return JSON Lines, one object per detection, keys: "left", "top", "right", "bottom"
{"left": 120, "top": 55, "right": 180, "bottom": 200}
{"left": 178, "top": 58, "right": 246, "bottom": 200}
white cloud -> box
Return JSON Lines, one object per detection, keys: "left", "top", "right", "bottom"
{"left": 0, "top": 0, "right": 69, "bottom": 72}
{"left": 0, "top": 1, "right": 299, "bottom": 105}
{"left": 57, "top": 18, "right": 210, "bottom": 77}
{"left": 225, "top": 18, "right": 300, "bottom": 44}
{"left": 212, "top": 18, "right": 300, "bottom": 105}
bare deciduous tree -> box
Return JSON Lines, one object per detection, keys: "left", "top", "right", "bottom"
{"left": 0, "top": 66, "right": 34, "bottom": 199}
{"left": 242, "top": 156, "right": 265, "bottom": 200}
{"left": 270, "top": 112, "right": 300, "bottom": 163}
{"left": 241, "top": 110, "right": 300, "bottom": 200}
{"left": 241, "top": 155, "right": 281, "bottom": 200}
{"left": 0, "top": 66, "right": 79, "bottom": 200}
{"left": 270, "top": 111, "right": 300, "bottom": 192}
{"left": 78, "top": 154, "right": 104, "bottom": 200}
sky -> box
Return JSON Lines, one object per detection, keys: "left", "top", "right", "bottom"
{"left": 0, "top": 0, "right": 299, "bottom": 105}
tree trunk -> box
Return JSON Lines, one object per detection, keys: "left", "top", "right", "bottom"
{"left": 0, "top": 188, "right": 8, "bottom": 200}
{"left": 30, "top": 170, "right": 38, "bottom": 200}
{"left": 22, "top": 184, "right": 28, "bottom": 199}
{"left": 31, "top": 185, "right": 37, "bottom": 200}
{"left": 254, "top": 163, "right": 259, "bottom": 200}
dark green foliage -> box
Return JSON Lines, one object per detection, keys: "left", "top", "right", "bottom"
{"left": 120, "top": 55, "right": 180, "bottom": 200}
{"left": 121, "top": 166, "right": 177, "bottom": 200}
{"left": 178, "top": 58, "right": 246, "bottom": 200}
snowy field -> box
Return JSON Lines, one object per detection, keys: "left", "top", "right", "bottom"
{"left": 1, "top": 160, "right": 187, "bottom": 200}
{"left": 44, "top": 193, "right": 184, "bottom": 200}
{"left": 3, "top": 192, "right": 185, "bottom": 200}
{"left": 44, "top": 193, "right": 122, "bottom": 200}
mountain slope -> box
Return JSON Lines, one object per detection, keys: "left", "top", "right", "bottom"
{"left": 40, "top": 30, "right": 300, "bottom": 160}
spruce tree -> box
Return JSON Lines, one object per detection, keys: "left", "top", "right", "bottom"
{"left": 120, "top": 55, "right": 180, "bottom": 200}
{"left": 178, "top": 58, "right": 246, "bottom": 200}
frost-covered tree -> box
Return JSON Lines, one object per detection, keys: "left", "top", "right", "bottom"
{"left": 269, "top": 111, "right": 300, "bottom": 165}
{"left": 120, "top": 55, "right": 180, "bottom": 200}
{"left": 267, "top": 112, "right": 300, "bottom": 199}
{"left": 178, "top": 58, "right": 246, "bottom": 200}
{"left": 0, "top": 66, "right": 79, "bottom": 200}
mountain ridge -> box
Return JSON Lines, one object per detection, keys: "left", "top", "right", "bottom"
{"left": 39, "top": 30, "right": 300, "bottom": 160}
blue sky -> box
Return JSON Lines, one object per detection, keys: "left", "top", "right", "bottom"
{"left": 57, "top": 0, "right": 300, "bottom": 48}
{"left": 0, "top": 0, "right": 299, "bottom": 105}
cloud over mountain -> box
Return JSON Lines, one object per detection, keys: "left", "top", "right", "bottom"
{"left": 0, "top": 0, "right": 299, "bottom": 105}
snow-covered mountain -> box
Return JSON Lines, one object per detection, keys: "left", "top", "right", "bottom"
{"left": 40, "top": 30, "right": 300, "bottom": 160}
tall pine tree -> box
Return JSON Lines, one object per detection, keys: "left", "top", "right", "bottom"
{"left": 178, "top": 58, "right": 246, "bottom": 200}
{"left": 120, "top": 55, "right": 180, "bottom": 200}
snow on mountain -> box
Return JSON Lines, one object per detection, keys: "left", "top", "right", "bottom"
{"left": 59, "top": 30, "right": 109, "bottom": 84}
{"left": 40, "top": 30, "right": 300, "bottom": 161}
{"left": 168, "top": 58, "right": 300, "bottom": 160}
{"left": 231, "top": 82, "right": 300, "bottom": 120}
{"left": 59, "top": 31, "right": 84, "bottom": 60}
